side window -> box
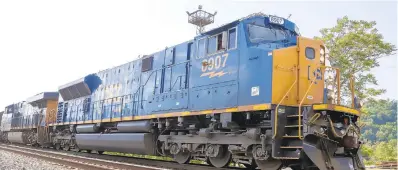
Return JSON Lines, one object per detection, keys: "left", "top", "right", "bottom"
{"left": 216, "top": 34, "right": 224, "bottom": 51}
{"left": 197, "top": 38, "right": 206, "bottom": 59}
{"left": 305, "top": 47, "right": 315, "bottom": 60}
{"left": 207, "top": 36, "right": 217, "bottom": 54}
{"left": 228, "top": 28, "right": 236, "bottom": 49}
{"left": 141, "top": 56, "right": 153, "bottom": 72}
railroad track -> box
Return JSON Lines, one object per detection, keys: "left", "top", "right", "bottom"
{"left": 0, "top": 143, "right": 244, "bottom": 170}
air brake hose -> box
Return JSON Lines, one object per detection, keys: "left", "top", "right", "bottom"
{"left": 327, "top": 116, "right": 360, "bottom": 138}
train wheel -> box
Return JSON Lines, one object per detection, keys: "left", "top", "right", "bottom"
{"left": 63, "top": 145, "right": 70, "bottom": 151}
{"left": 170, "top": 143, "right": 191, "bottom": 164}
{"left": 255, "top": 158, "right": 282, "bottom": 170}
{"left": 243, "top": 160, "right": 257, "bottom": 169}
{"left": 206, "top": 157, "right": 213, "bottom": 166}
{"left": 208, "top": 145, "right": 232, "bottom": 168}
{"left": 55, "top": 144, "right": 61, "bottom": 150}
{"left": 73, "top": 146, "right": 80, "bottom": 152}
{"left": 173, "top": 151, "right": 191, "bottom": 164}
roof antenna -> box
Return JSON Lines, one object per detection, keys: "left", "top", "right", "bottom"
{"left": 287, "top": 14, "right": 292, "bottom": 20}
{"left": 186, "top": 5, "right": 217, "bottom": 35}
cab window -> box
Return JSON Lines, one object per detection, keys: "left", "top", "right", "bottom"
{"left": 305, "top": 47, "right": 315, "bottom": 60}
{"left": 207, "top": 36, "right": 217, "bottom": 54}
{"left": 197, "top": 38, "right": 206, "bottom": 59}
{"left": 228, "top": 28, "right": 236, "bottom": 49}
{"left": 207, "top": 33, "right": 225, "bottom": 55}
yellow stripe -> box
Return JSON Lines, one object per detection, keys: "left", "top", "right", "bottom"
{"left": 201, "top": 110, "right": 212, "bottom": 114}
{"left": 313, "top": 104, "right": 360, "bottom": 116}
{"left": 50, "top": 103, "right": 272, "bottom": 125}
{"left": 93, "top": 120, "right": 101, "bottom": 123}
{"left": 181, "top": 111, "right": 190, "bottom": 116}
{"left": 83, "top": 120, "right": 93, "bottom": 124}
{"left": 226, "top": 108, "right": 238, "bottom": 112}
{"left": 313, "top": 104, "right": 328, "bottom": 110}
{"left": 122, "top": 117, "right": 133, "bottom": 121}
{"left": 253, "top": 104, "right": 271, "bottom": 110}
{"left": 111, "top": 118, "right": 121, "bottom": 122}
{"left": 334, "top": 106, "right": 360, "bottom": 116}
{"left": 102, "top": 118, "right": 111, "bottom": 122}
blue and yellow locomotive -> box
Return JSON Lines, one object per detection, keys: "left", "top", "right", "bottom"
{"left": 1, "top": 13, "right": 364, "bottom": 170}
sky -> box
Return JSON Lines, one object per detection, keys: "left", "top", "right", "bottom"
{"left": 0, "top": 0, "right": 396, "bottom": 109}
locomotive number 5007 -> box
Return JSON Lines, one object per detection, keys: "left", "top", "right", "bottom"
{"left": 201, "top": 53, "right": 229, "bottom": 72}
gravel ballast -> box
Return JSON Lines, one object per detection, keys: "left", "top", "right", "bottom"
{"left": 0, "top": 149, "right": 74, "bottom": 170}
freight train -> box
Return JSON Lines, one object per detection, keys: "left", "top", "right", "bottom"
{"left": 0, "top": 13, "right": 365, "bottom": 170}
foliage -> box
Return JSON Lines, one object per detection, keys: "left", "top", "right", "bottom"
{"left": 362, "top": 139, "right": 398, "bottom": 164}
{"left": 315, "top": 16, "right": 396, "bottom": 102}
{"left": 359, "top": 99, "right": 397, "bottom": 164}
{"left": 361, "top": 99, "right": 397, "bottom": 143}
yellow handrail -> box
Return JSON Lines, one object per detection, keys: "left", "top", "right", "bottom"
{"left": 350, "top": 76, "right": 355, "bottom": 108}
{"left": 298, "top": 65, "right": 326, "bottom": 139}
{"left": 336, "top": 69, "right": 341, "bottom": 105}
{"left": 273, "top": 65, "right": 297, "bottom": 139}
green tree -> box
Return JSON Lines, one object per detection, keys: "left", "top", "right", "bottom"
{"left": 315, "top": 16, "right": 396, "bottom": 103}
{"left": 376, "top": 122, "right": 397, "bottom": 141}
{"left": 361, "top": 99, "right": 397, "bottom": 143}
{"left": 373, "top": 139, "right": 398, "bottom": 162}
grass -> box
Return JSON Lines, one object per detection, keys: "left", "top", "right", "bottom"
{"left": 103, "top": 151, "right": 244, "bottom": 167}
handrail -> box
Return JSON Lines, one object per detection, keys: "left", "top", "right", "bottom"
{"left": 298, "top": 66, "right": 322, "bottom": 139}
{"left": 57, "top": 60, "right": 191, "bottom": 124}
{"left": 273, "top": 65, "right": 297, "bottom": 139}
{"left": 324, "top": 66, "right": 341, "bottom": 105}
{"left": 350, "top": 76, "right": 355, "bottom": 108}
{"left": 297, "top": 65, "right": 345, "bottom": 139}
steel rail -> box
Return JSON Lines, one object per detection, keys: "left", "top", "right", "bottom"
{"left": 0, "top": 144, "right": 163, "bottom": 170}
{"left": 0, "top": 143, "right": 244, "bottom": 170}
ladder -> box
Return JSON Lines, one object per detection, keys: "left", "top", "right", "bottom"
{"left": 56, "top": 102, "right": 64, "bottom": 123}
{"left": 272, "top": 65, "right": 344, "bottom": 159}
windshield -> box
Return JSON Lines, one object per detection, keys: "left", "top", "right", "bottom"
{"left": 247, "top": 24, "right": 291, "bottom": 43}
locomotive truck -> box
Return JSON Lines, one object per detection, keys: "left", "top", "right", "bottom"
{"left": 0, "top": 13, "right": 365, "bottom": 170}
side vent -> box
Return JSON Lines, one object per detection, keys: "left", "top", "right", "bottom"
{"left": 142, "top": 56, "right": 154, "bottom": 72}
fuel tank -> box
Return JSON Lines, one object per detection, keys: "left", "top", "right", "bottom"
{"left": 116, "top": 120, "right": 152, "bottom": 133}
{"left": 76, "top": 124, "right": 100, "bottom": 133}
{"left": 7, "top": 132, "right": 25, "bottom": 144}
{"left": 75, "top": 133, "right": 155, "bottom": 155}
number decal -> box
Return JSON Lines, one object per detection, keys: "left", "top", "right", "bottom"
{"left": 207, "top": 58, "right": 214, "bottom": 71}
{"left": 269, "top": 16, "right": 284, "bottom": 25}
{"left": 215, "top": 55, "right": 222, "bottom": 69}
{"left": 222, "top": 53, "right": 228, "bottom": 68}
{"left": 201, "top": 53, "right": 229, "bottom": 73}
{"left": 307, "top": 65, "right": 323, "bottom": 84}
{"left": 201, "top": 61, "right": 207, "bottom": 72}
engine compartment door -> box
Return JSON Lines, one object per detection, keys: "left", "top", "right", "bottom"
{"left": 298, "top": 37, "right": 324, "bottom": 105}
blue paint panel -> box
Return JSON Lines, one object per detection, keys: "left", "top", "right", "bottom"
{"left": 189, "top": 49, "right": 239, "bottom": 88}
{"left": 84, "top": 74, "right": 102, "bottom": 93}
{"left": 165, "top": 47, "right": 175, "bottom": 66}
{"left": 56, "top": 14, "right": 304, "bottom": 124}
{"left": 148, "top": 42, "right": 190, "bottom": 113}
{"left": 212, "top": 83, "right": 238, "bottom": 109}
{"left": 111, "top": 97, "right": 122, "bottom": 119}
{"left": 237, "top": 23, "right": 273, "bottom": 106}
{"left": 190, "top": 87, "right": 213, "bottom": 110}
